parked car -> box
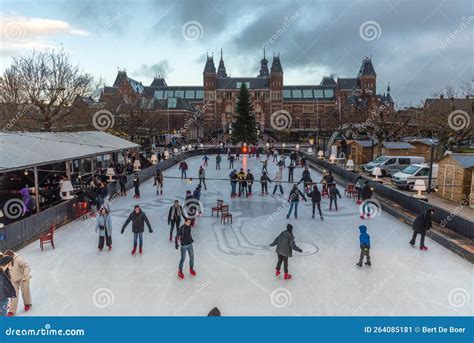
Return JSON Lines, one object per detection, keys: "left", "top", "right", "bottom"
{"left": 364, "top": 156, "right": 425, "bottom": 176}
{"left": 391, "top": 163, "right": 438, "bottom": 191}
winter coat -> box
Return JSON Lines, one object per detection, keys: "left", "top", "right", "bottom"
{"left": 246, "top": 173, "right": 254, "bottom": 185}
{"left": 237, "top": 171, "right": 247, "bottom": 185}
{"left": 412, "top": 210, "right": 433, "bottom": 234}
{"left": 216, "top": 155, "right": 222, "bottom": 163}
{"left": 355, "top": 178, "right": 365, "bottom": 189}
{"left": 179, "top": 162, "right": 188, "bottom": 170}
{"left": 193, "top": 188, "right": 201, "bottom": 200}
{"left": 270, "top": 230, "right": 302, "bottom": 257}
{"left": 309, "top": 187, "right": 322, "bottom": 203}
{"left": 260, "top": 175, "right": 272, "bottom": 184}
{"left": 361, "top": 185, "right": 372, "bottom": 200}
{"left": 168, "top": 205, "right": 184, "bottom": 223}
{"left": 302, "top": 169, "right": 311, "bottom": 180}
{"left": 122, "top": 211, "right": 152, "bottom": 233}
{"left": 326, "top": 175, "right": 334, "bottom": 184}
{"left": 8, "top": 253, "right": 31, "bottom": 283}
{"left": 329, "top": 187, "right": 341, "bottom": 199}
{"left": 119, "top": 174, "right": 127, "bottom": 185}
{"left": 359, "top": 225, "right": 371, "bottom": 249}
{"left": 199, "top": 168, "right": 206, "bottom": 179}
{"left": 154, "top": 173, "right": 164, "bottom": 185}
{"left": 176, "top": 224, "right": 194, "bottom": 246}
{"left": 288, "top": 187, "right": 306, "bottom": 202}
{"left": 0, "top": 269, "right": 16, "bottom": 301}
{"left": 20, "top": 187, "right": 34, "bottom": 214}
{"left": 230, "top": 171, "right": 238, "bottom": 183}
{"left": 133, "top": 177, "right": 140, "bottom": 187}
{"left": 273, "top": 172, "right": 282, "bottom": 185}
{"left": 96, "top": 213, "right": 113, "bottom": 237}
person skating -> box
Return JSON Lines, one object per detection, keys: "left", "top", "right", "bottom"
{"left": 260, "top": 159, "right": 268, "bottom": 174}
{"left": 179, "top": 160, "right": 188, "bottom": 179}
{"left": 286, "top": 184, "right": 307, "bottom": 219}
{"left": 202, "top": 155, "right": 209, "bottom": 166}
{"left": 360, "top": 181, "right": 373, "bottom": 219}
{"left": 329, "top": 184, "right": 342, "bottom": 211}
{"left": 300, "top": 167, "right": 312, "bottom": 191}
{"left": 260, "top": 171, "right": 271, "bottom": 195}
{"left": 95, "top": 206, "right": 113, "bottom": 251}
{"left": 228, "top": 154, "right": 235, "bottom": 169}
{"left": 198, "top": 166, "right": 207, "bottom": 190}
{"left": 229, "top": 170, "right": 238, "bottom": 197}
{"left": 168, "top": 200, "right": 185, "bottom": 242}
{"left": 237, "top": 168, "right": 247, "bottom": 197}
{"left": 121, "top": 205, "right": 153, "bottom": 255}
{"left": 355, "top": 176, "right": 365, "bottom": 204}
{"left": 133, "top": 173, "right": 140, "bottom": 199}
{"left": 410, "top": 208, "right": 434, "bottom": 250}
{"left": 246, "top": 169, "right": 254, "bottom": 197}
{"left": 216, "top": 154, "right": 222, "bottom": 170}
{"left": 119, "top": 173, "right": 127, "bottom": 196}
{"left": 153, "top": 169, "right": 164, "bottom": 195}
{"left": 356, "top": 225, "right": 371, "bottom": 267}
{"left": 276, "top": 159, "right": 285, "bottom": 173}
{"left": 273, "top": 149, "right": 279, "bottom": 162}
{"left": 272, "top": 170, "right": 284, "bottom": 195}
{"left": 288, "top": 161, "right": 295, "bottom": 183}
{"left": 175, "top": 218, "right": 196, "bottom": 279}
{"left": 3, "top": 251, "right": 31, "bottom": 316}
{"left": 0, "top": 255, "right": 16, "bottom": 316}
{"left": 270, "top": 224, "right": 303, "bottom": 280}
{"left": 308, "top": 185, "right": 323, "bottom": 220}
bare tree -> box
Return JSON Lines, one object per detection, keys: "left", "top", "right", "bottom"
{"left": 0, "top": 50, "right": 95, "bottom": 131}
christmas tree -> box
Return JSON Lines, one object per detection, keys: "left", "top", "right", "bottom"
{"left": 231, "top": 83, "right": 257, "bottom": 145}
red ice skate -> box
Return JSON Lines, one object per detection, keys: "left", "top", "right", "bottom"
{"left": 108, "top": 245, "right": 112, "bottom": 251}
{"left": 275, "top": 269, "right": 281, "bottom": 276}
{"left": 284, "top": 273, "right": 292, "bottom": 280}
{"left": 24, "top": 305, "right": 32, "bottom": 312}
{"left": 169, "top": 233, "right": 172, "bottom": 242}
{"left": 420, "top": 246, "right": 428, "bottom": 251}
{"left": 190, "top": 268, "right": 196, "bottom": 276}
{"left": 178, "top": 270, "right": 184, "bottom": 279}
{"left": 139, "top": 247, "right": 143, "bottom": 254}
{"left": 7, "top": 312, "right": 14, "bottom": 317}
{"left": 131, "top": 247, "right": 136, "bottom": 255}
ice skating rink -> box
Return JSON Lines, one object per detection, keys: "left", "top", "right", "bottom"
{"left": 18, "top": 155, "right": 473, "bottom": 316}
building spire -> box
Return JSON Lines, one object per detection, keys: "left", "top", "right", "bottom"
{"left": 217, "top": 48, "right": 227, "bottom": 78}
{"left": 387, "top": 82, "right": 391, "bottom": 94}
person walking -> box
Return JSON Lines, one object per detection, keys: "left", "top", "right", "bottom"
{"left": 198, "top": 166, "right": 207, "bottom": 190}
{"left": 3, "top": 251, "right": 31, "bottom": 316}
{"left": 308, "top": 185, "right": 323, "bottom": 220}
{"left": 168, "top": 200, "right": 184, "bottom": 242}
{"left": 121, "top": 205, "right": 153, "bottom": 255}
{"left": 329, "top": 184, "right": 342, "bottom": 211}
{"left": 410, "top": 208, "right": 434, "bottom": 250}
{"left": 179, "top": 160, "right": 188, "bottom": 179}
{"left": 133, "top": 173, "right": 140, "bottom": 199}
{"left": 246, "top": 169, "right": 254, "bottom": 197}
{"left": 216, "top": 154, "right": 222, "bottom": 170}
{"left": 288, "top": 161, "right": 295, "bottom": 183}
{"left": 360, "top": 181, "right": 373, "bottom": 219}
{"left": 228, "top": 154, "right": 235, "bottom": 169}
{"left": 0, "top": 255, "right": 16, "bottom": 316}
{"left": 356, "top": 225, "right": 371, "bottom": 267}
{"left": 270, "top": 224, "right": 303, "bottom": 280}
{"left": 229, "top": 170, "right": 238, "bottom": 197}
{"left": 260, "top": 171, "right": 271, "bottom": 195}
{"left": 119, "top": 173, "right": 127, "bottom": 196}
{"left": 176, "top": 218, "right": 196, "bottom": 279}
{"left": 286, "top": 184, "right": 307, "bottom": 219}
{"left": 153, "top": 169, "right": 164, "bottom": 195}
{"left": 272, "top": 170, "right": 284, "bottom": 195}
{"left": 95, "top": 206, "right": 113, "bottom": 251}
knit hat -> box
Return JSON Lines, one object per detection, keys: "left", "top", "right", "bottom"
{"left": 287, "top": 224, "right": 293, "bottom": 232}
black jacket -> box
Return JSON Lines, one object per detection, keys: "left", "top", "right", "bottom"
{"left": 329, "top": 187, "right": 341, "bottom": 199}
{"left": 289, "top": 187, "right": 306, "bottom": 202}
{"left": 176, "top": 224, "right": 194, "bottom": 246}
{"left": 270, "top": 230, "right": 302, "bottom": 257}
{"left": 309, "top": 188, "right": 322, "bottom": 202}
{"left": 0, "top": 269, "right": 16, "bottom": 301}
{"left": 133, "top": 177, "right": 140, "bottom": 187}
{"left": 122, "top": 211, "right": 152, "bottom": 233}
{"left": 412, "top": 210, "right": 433, "bottom": 234}
{"left": 361, "top": 185, "right": 373, "bottom": 200}
{"left": 119, "top": 174, "right": 127, "bottom": 185}
{"left": 168, "top": 205, "right": 184, "bottom": 223}
{"left": 246, "top": 173, "right": 254, "bottom": 184}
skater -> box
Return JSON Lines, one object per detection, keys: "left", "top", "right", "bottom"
{"left": 198, "top": 166, "right": 207, "bottom": 190}
{"left": 276, "top": 159, "right": 285, "bottom": 173}
{"left": 168, "top": 200, "right": 184, "bottom": 242}
{"left": 329, "top": 184, "right": 342, "bottom": 211}
{"left": 260, "top": 159, "right": 268, "bottom": 174}
{"left": 237, "top": 169, "right": 247, "bottom": 197}
{"left": 153, "top": 169, "right": 164, "bottom": 195}
{"left": 409, "top": 208, "right": 434, "bottom": 250}
{"left": 260, "top": 171, "right": 271, "bottom": 195}
{"left": 228, "top": 154, "right": 235, "bottom": 169}
{"left": 246, "top": 169, "right": 254, "bottom": 197}
{"left": 300, "top": 167, "right": 312, "bottom": 191}
{"left": 289, "top": 151, "right": 297, "bottom": 165}
{"left": 270, "top": 224, "right": 303, "bottom": 280}
{"left": 3, "top": 251, "right": 31, "bottom": 316}
{"left": 229, "top": 170, "right": 238, "bottom": 197}
{"left": 273, "top": 149, "right": 279, "bottom": 162}
{"left": 0, "top": 255, "right": 15, "bottom": 316}
{"left": 193, "top": 185, "right": 202, "bottom": 201}
{"left": 355, "top": 176, "right": 365, "bottom": 203}
{"left": 272, "top": 170, "right": 284, "bottom": 195}
{"left": 179, "top": 160, "right": 188, "bottom": 179}
{"left": 95, "top": 206, "right": 113, "bottom": 251}
{"left": 119, "top": 173, "right": 127, "bottom": 196}
{"left": 133, "top": 173, "right": 140, "bottom": 199}
{"left": 121, "top": 205, "right": 153, "bottom": 255}
{"left": 236, "top": 151, "right": 240, "bottom": 160}
{"left": 326, "top": 171, "right": 334, "bottom": 184}
{"left": 216, "top": 154, "right": 221, "bottom": 170}
{"left": 360, "top": 181, "right": 373, "bottom": 219}
{"left": 288, "top": 161, "right": 295, "bottom": 183}
{"left": 356, "top": 225, "right": 371, "bottom": 267}
{"left": 286, "top": 184, "right": 307, "bottom": 219}
{"left": 175, "top": 217, "right": 196, "bottom": 279}
{"left": 300, "top": 156, "right": 307, "bottom": 167}
{"left": 202, "top": 155, "right": 209, "bottom": 166}
{"left": 308, "top": 185, "right": 323, "bottom": 220}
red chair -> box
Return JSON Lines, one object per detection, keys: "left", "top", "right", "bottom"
{"left": 220, "top": 205, "right": 233, "bottom": 224}
{"left": 39, "top": 225, "right": 55, "bottom": 251}
{"left": 74, "top": 201, "right": 89, "bottom": 220}
{"left": 345, "top": 183, "right": 357, "bottom": 198}
{"left": 212, "top": 199, "right": 224, "bottom": 217}
{"left": 321, "top": 185, "right": 329, "bottom": 198}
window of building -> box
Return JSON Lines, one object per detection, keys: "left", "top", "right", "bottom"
{"left": 314, "top": 89, "right": 324, "bottom": 98}
{"left": 324, "top": 89, "right": 334, "bottom": 98}
{"left": 305, "top": 119, "right": 310, "bottom": 128}
{"left": 283, "top": 89, "right": 292, "bottom": 98}
{"left": 236, "top": 82, "right": 250, "bottom": 89}
{"left": 225, "top": 92, "right": 232, "bottom": 99}
{"left": 292, "top": 89, "right": 302, "bottom": 98}
{"left": 175, "top": 90, "right": 184, "bottom": 98}
{"left": 165, "top": 90, "right": 174, "bottom": 98}
{"left": 185, "top": 90, "right": 195, "bottom": 99}
{"left": 168, "top": 97, "right": 177, "bottom": 109}
{"left": 294, "top": 119, "right": 300, "bottom": 129}
{"left": 303, "top": 89, "right": 313, "bottom": 98}
{"left": 154, "top": 90, "right": 164, "bottom": 99}
{"left": 195, "top": 90, "right": 204, "bottom": 99}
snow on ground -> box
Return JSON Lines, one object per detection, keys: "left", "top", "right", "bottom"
{"left": 17, "top": 155, "right": 473, "bottom": 316}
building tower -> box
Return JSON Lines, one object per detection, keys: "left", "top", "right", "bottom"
{"left": 203, "top": 54, "right": 217, "bottom": 130}
{"left": 258, "top": 49, "right": 269, "bottom": 78}
{"left": 217, "top": 49, "right": 228, "bottom": 78}
{"left": 357, "top": 56, "right": 376, "bottom": 95}
{"left": 269, "top": 54, "right": 284, "bottom": 128}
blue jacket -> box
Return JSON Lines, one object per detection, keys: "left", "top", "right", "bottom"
{"left": 359, "top": 225, "right": 370, "bottom": 249}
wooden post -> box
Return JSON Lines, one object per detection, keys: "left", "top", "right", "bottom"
{"left": 33, "top": 166, "right": 40, "bottom": 214}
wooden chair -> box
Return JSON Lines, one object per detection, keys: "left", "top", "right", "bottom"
{"left": 39, "top": 225, "right": 55, "bottom": 251}
{"left": 345, "top": 183, "right": 357, "bottom": 198}
{"left": 74, "top": 201, "right": 89, "bottom": 220}
{"left": 212, "top": 199, "right": 224, "bottom": 217}
{"left": 220, "top": 205, "right": 233, "bottom": 224}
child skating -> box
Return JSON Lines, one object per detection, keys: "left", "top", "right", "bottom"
{"left": 356, "top": 225, "right": 371, "bottom": 267}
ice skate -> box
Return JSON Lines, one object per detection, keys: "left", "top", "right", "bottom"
{"left": 139, "top": 247, "right": 143, "bottom": 254}
{"left": 24, "top": 305, "right": 32, "bottom": 312}
{"left": 131, "top": 247, "right": 137, "bottom": 255}
{"left": 356, "top": 262, "right": 362, "bottom": 267}
{"left": 178, "top": 270, "right": 184, "bottom": 279}
{"left": 420, "top": 246, "right": 428, "bottom": 251}
{"left": 365, "top": 261, "right": 371, "bottom": 266}
{"left": 275, "top": 269, "right": 281, "bottom": 276}
{"left": 190, "top": 268, "right": 196, "bottom": 276}
{"left": 284, "top": 273, "right": 292, "bottom": 280}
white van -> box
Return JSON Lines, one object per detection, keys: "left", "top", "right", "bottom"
{"left": 391, "top": 163, "right": 438, "bottom": 191}
{"left": 364, "top": 156, "right": 425, "bottom": 176}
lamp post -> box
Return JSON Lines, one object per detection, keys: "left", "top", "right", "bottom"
{"left": 427, "top": 140, "right": 436, "bottom": 194}
{"left": 413, "top": 179, "right": 427, "bottom": 199}
{"left": 372, "top": 167, "right": 382, "bottom": 181}
{"left": 318, "top": 150, "right": 324, "bottom": 159}
{"left": 346, "top": 159, "right": 354, "bottom": 171}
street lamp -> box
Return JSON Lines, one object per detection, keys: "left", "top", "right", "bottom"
{"left": 346, "top": 159, "right": 354, "bottom": 171}
{"left": 372, "top": 167, "right": 382, "bottom": 181}
{"left": 413, "top": 179, "right": 427, "bottom": 199}
{"left": 329, "top": 154, "right": 336, "bottom": 164}
{"left": 318, "top": 150, "right": 324, "bottom": 159}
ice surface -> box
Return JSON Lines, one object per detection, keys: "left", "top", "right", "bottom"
{"left": 17, "top": 155, "right": 473, "bottom": 316}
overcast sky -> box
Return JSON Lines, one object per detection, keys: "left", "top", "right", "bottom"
{"left": 0, "top": 0, "right": 471, "bottom": 106}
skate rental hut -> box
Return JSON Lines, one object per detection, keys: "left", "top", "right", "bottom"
{"left": 437, "top": 153, "right": 474, "bottom": 206}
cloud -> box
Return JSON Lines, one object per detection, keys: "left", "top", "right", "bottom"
{"left": 134, "top": 60, "right": 173, "bottom": 79}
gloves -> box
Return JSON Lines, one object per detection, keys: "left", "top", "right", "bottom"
{"left": 175, "top": 241, "right": 179, "bottom": 250}
{"left": 121, "top": 229, "right": 124, "bottom": 234}
{"left": 149, "top": 229, "right": 153, "bottom": 234}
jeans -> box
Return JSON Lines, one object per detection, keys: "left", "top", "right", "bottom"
{"left": 134, "top": 186, "right": 140, "bottom": 197}
{"left": 216, "top": 162, "right": 220, "bottom": 170}
{"left": 312, "top": 202, "right": 322, "bottom": 217}
{"left": 133, "top": 233, "right": 143, "bottom": 248}
{"left": 276, "top": 254, "right": 289, "bottom": 273}
{"left": 179, "top": 244, "right": 194, "bottom": 270}
{"left": 120, "top": 183, "right": 126, "bottom": 195}
{"left": 0, "top": 298, "right": 9, "bottom": 316}
{"left": 231, "top": 182, "right": 237, "bottom": 195}
{"left": 181, "top": 170, "right": 187, "bottom": 179}
{"left": 410, "top": 232, "right": 426, "bottom": 247}
{"left": 261, "top": 183, "right": 268, "bottom": 194}
{"left": 98, "top": 230, "right": 112, "bottom": 249}
{"left": 273, "top": 185, "right": 283, "bottom": 194}
{"left": 248, "top": 184, "right": 252, "bottom": 194}
{"left": 288, "top": 171, "right": 293, "bottom": 183}
{"left": 199, "top": 178, "right": 207, "bottom": 190}
{"left": 329, "top": 197, "right": 338, "bottom": 210}
{"left": 287, "top": 201, "right": 299, "bottom": 218}
{"left": 229, "top": 161, "right": 234, "bottom": 168}
{"left": 239, "top": 185, "right": 247, "bottom": 197}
